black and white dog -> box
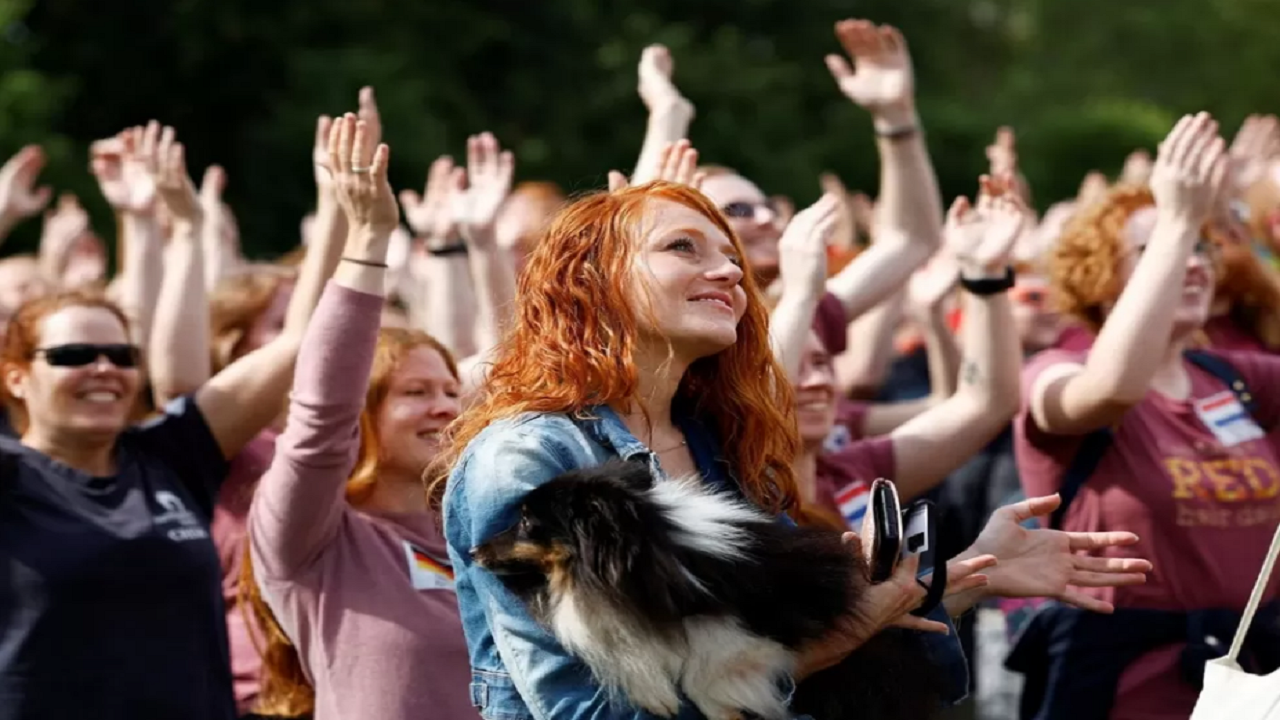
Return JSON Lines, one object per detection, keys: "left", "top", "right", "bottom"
{"left": 470, "top": 460, "right": 944, "bottom": 720}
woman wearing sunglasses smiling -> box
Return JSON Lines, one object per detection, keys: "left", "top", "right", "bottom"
{"left": 0, "top": 137, "right": 309, "bottom": 720}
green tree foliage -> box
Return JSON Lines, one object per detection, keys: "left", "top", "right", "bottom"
{"left": 5, "top": 0, "right": 1278, "bottom": 259}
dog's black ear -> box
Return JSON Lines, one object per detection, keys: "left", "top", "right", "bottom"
{"left": 606, "top": 459, "right": 654, "bottom": 493}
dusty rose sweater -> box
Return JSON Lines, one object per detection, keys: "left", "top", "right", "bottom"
{"left": 248, "top": 282, "right": 474, "bottom": 720}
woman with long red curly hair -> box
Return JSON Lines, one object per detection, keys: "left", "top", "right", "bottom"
{"left": 435, "top": 166, "right": 997, "bottom": 719}
{"left": 1012, "top": 114, "right": 1280, "bottom": 719}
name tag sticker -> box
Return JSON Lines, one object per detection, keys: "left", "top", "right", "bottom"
{"left": 1194, "top": 391, "right": 1265, "bottom": 447}
{"left": 404, "top": 541, "right": 456, "bottom": 592}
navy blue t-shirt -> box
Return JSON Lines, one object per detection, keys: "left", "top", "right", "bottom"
{"left": 0, "top": 396, "right": 234, "bottom": 720}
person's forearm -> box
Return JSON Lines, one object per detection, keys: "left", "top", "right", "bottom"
{"left": 284, "top": 196, "right": 347, "bottom": 335}
{"left": 770, "top": 292, "right": 823, "bottom": 379}
{"left": 118, "top": 212, "right": 164, "bottom": 351}
{"left": 954, "top": 289, "right": 1020, "bottom": 414}
{"left": 918, "top": 303, "right": 960, "bottom": 403}
{"left": 872, "top": 108, "right": 943, "bottom": 268}
{"left": 149, "top": 219, "right": 209, "bottom": 405}
{"left": 466, "top": 239, "right": 517, "bottom": 353}
{"left": 632, "top": 104, "right": 694, "bottom": 185}
{"left": 836, "top": 293, "right": 903, "bottom": 395}
{"left": 1081, "top": 216, "right": 1198, "bottom": 402}
{"left": 201, "top": 208, "right": 232, "bottom": 291}
{"left": 418, "top": 252, "right": 477, "bottom": 356}
{"left": 825, "top": 111, "right": 942, "bottom": 320}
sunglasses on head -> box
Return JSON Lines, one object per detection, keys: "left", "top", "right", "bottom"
{"left": 33, "top": 343, "right": 140, "bottom": 368}
{"left": 720, "top": 200, "right": 777, "bottom": 220}
{"left": 1011, "top": 287, "right": 1047, "bottom": 306}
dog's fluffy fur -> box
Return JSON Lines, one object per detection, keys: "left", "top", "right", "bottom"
{"left": 471, "top": 460, "right": 944, "bottom": 720}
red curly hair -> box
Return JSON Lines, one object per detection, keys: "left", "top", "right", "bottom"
{"left": 430, "top": 181, "right": 801, "bottom": 516}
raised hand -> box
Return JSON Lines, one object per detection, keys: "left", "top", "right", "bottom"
{"left": 0, "top": 145, "right": 52, "bottom": 226}
{"left": 986, "top": 126, "right": 1018, "bottom": 177}
{"left": 151, "top": 127, "right": 203, "bottom": 228}
{"left": 1149, "top": 112, "right": 1228, "bottom": 228}
{"left": 1228, "top": 114, "right": 1279, "bottom": 192}
{"left": 39, "top": 193, "right": 91, "bottom": 266}
{"left": 91, "top": 125, "right": 157, "bottom": 215}
{"left": 824, "top": 20, "right": 915, "bottom": 120}
{"left": 609, "top": 140, "right": 704, "bottom": 191}
{"left": 955, "top": 494, "right": 1151, "bottom": 614}
{"left": 637, "top": 44, "right": 694, "bottom": 118}
{"left": 1119, "top": 149, "right": 1154, "bottom": 186}
{"left": 777, "top": 193, "right": 842, "bottom": 298}
{"left": 454, "top": 132, "right": 515, "bottom": 248}
{"left": 327, "top": 113, "right": 397, "bottom": 236}
{"left": 312, "top": 115, "right": 335, "bottom": 192}
{"left": 400, "top": 156, "right": 466, "bottom": 244}
{"left": 944, "top": 174, "right": 1027, "bottom": 275}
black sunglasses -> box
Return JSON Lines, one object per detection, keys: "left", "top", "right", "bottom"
{"left": 720, "top": 200, "right": 777, "bottom": 220}
{"left": 33, "top": 343, "right": 140, "bottom": 368}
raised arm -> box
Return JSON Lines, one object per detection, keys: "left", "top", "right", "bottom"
{"left": 453, "top": 132, "right": 517, "bottom": 395}
{"left": 770, "top": 193, "right": 843, "bottom": 377}
{"left": 1030, "top": 114, "right": 1228, "bottom": 435}
{"left": 146, "top": 127, "right": 211, "bottom": 405}
{"left": 250, "top": 113, "right": 396, "bottom": 576}
{"left": 400, "top": 155, "right": 479, "bottom": 355}
{"left": 889, "top": 175, "right": 1024, "bottom": 500}
{"left": 109, "top": 126, "right": 165, "bottom": 352}
{"left": 284, "top": 96, "right": 376, "bottom": 335}
{"left": 860, "top": 254, "right": 960, "bottom": 437}
{"left": 193, "top": 105, "right": 366, "bottom": 459}
{"left": 0, "top": 145, "right": 51, "bottom": 245}
{"left": 823, "top": 21, "right": 943, "bottom": 320}
{"left": 630, "top": 45, "right": 696, "bottom": 185}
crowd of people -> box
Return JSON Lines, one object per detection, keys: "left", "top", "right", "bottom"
{"left": 0, "top": 15, "right": 1278, "bottom": 720}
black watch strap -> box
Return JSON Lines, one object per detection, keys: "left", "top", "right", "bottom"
{"left": 959, "top": 266, "right": 1015, "bottom": 296}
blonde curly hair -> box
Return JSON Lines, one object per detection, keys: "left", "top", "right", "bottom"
{"left": 1049, "top": 184, "right": 1155, "bottom": 332}
{"left": 1050, "top": 182, "right": 1280, "bottom": 349}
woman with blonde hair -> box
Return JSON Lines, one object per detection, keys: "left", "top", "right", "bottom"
{"left": 1013, "top": 113, "right": 1280, "bottom": 719}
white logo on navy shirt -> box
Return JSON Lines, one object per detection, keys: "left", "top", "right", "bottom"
{"left": 153, "top": 491, "right": 209, "bottom": 542}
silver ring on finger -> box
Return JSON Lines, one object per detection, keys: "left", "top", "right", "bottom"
{"left": 351, "top": 166, "right": 371, "bottom": 174}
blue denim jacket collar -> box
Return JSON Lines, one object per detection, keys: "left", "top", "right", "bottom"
{"left": 576, "top": 404, "right": 736, "bottom": 493}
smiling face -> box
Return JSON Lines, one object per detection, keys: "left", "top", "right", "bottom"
{"left": 626, "top": 199, "right": 748, "bottom": 364}
{"left": 794, "top": 331, "right": 838, "bottom": 447}
{"left": 1118, "top": 206, "right": 1217, "bottom": 335}
{"left": 5, "top": 305, "right": 141, "bottom": 440}
{"left": 698, "top": 172, "right": 783, "bottom": 285}
{"left": 374, "top": 346, "right": 462, "bottom": 478}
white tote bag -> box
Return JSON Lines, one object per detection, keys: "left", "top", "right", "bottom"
{"left": 1190, "top": 523, "right": 1280, "bottom": 720}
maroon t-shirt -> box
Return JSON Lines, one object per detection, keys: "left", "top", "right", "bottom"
{"left": 1015, "top": 348, "right": 1280, "bottom": 719}
{"left": 816, "top": 435, "right": 895, "bottom": 532}
{"left": 812, "top": 291, "right": 848, "bottom": 356}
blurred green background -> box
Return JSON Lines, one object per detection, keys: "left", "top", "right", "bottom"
{"left": 2, "top": 0, "right": 1278, "bottom": 259}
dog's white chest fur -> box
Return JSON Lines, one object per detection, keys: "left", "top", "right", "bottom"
{"left": 551, "top": 597, "right": 794, "bottom": 720}
{"left": 548, "top": 476, "right": 797, "bottom": 720}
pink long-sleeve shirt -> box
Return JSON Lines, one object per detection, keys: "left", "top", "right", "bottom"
{"left": 248, "top": 282, "right": 475, "bottom": 720}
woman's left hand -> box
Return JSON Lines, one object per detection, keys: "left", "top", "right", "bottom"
{"left": 326, "top": 112, "right": 397, "bottom": 237}
{"left": 945, "top": 494, "right": 1153, "bottom": 616}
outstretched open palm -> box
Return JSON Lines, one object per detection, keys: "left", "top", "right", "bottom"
{"left": 824, "top": 20, "right": 914, "bottom": 112}
{"left": 945, "top": 174, "right": 1025, "bottom": 273}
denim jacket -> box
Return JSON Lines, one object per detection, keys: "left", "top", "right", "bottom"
{"left": 442, "top": 405, "right": 969, "bottom": 720}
